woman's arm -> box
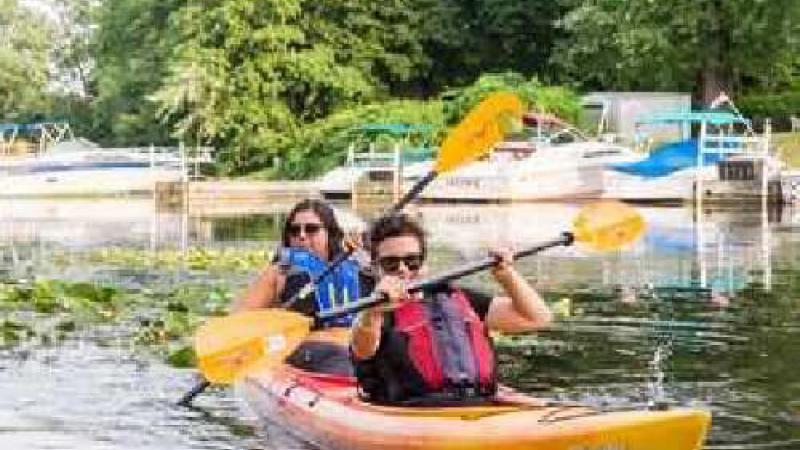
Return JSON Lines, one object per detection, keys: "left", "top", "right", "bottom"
{"left": 233, "top": 265, "right": 283, "bottom": 311}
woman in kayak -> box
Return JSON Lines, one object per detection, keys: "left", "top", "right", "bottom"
{"left": 350, "top": 213, "right": 552, "bottom": 405}
{"left": 236, "top": 198, "right": 372, "bottom": 375}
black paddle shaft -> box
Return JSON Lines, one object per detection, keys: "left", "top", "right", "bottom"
{"left": 317, "top": 232, "right": 574, "bottom": 320}
{"left": 391, "top": 171, "right": 437, "bottom": 213}
{"left": 177, "top": 380, "right": 211, "bottom": 407}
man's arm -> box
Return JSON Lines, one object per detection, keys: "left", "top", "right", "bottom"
{"left": 350, "top": 309, "right": 384, "bottom": 360}
{"left": 484, "top": 249, "right": 552, "bottom": 333}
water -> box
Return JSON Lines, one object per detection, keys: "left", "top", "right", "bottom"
{"left": 1, "top": 198, "right": 799, "bottom": 449}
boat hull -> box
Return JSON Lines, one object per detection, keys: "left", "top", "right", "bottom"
{"left": 240, "top": 364, "right": 710, "bottom": 450}
{"left": 0, "top": 166, "right": 183, "bottom": 197}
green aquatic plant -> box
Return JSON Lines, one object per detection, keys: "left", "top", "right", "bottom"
{"left": 0, "top": 280, "right": 121, "bottom": 317}
{"left": 53, "top": 246, "right": 271, "bottom": 273}
{"left": 129, "top": 283, "right": 235, "bottom": 367}
{"left": 0, "top": 319, "right": 35, "bottom": 347}
{"left": 1, "top": 275, "right": 240, "bottom": 369}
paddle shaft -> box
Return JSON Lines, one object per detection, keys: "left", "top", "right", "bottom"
{"left": 391, "top": 171, "right": 437, "bottom": 213}
{"left": 317, "top": 232, "right": 574, "bottom": 320}
{"left": 177, "top": 380, "right": 211, "bottom": 407}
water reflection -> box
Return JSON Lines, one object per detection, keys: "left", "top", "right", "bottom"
{"left": 1, "top": 198, "right": 798, "bottom": 449}
{"left": 415, "top": 202, "right": 791, "bottom": 298}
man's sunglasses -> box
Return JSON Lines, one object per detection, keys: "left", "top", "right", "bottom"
{"left": 377, "top": 253, "right": 424, "bottom": 273}
{"left": 288, "top": 223, "right": 324, "bottom": 237}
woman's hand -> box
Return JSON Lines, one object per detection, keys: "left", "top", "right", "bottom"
{"left": 343, "top": 230, "right": 364, "bottom": 252}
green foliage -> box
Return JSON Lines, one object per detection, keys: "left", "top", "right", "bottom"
{"left": 0, "top": 319, "right": 35, "bottom": 347}
{"left": 12, "top": 0, "right": 800, "bottom": 176}
{"left": 153, "top": 0, "right": 440, "bottom": 175}
{"left": 416, "top": 0, "right": 570, "bottom": 92}
{"left": 738, "top": 92, "right": 800, "bottom": 121}
{"left": 1, "top": 280, "right": 121, "bottom": 317}
{"left": 443, "top": 72, "right": 582, "bottom": 126}
{"left": 1, "top": 276, "right": 234, "bottom": 367}
{"left": 54, "top": 246, "right": 272, "bottom": 273}
{"left": 773, "top": 133, "right": 800, "bottom": 169}
{"left": 0, "top": 0, "right": 53, "bottom": 120}
{"left": 89, "top": 0, "right": 182, "bottom": 145}
{"left": 0, "top": 279, "right": 125, "bottom": 348}
{"left": 554, "top": 0, "right": 800, "bottom": 100}
{"left": 273, "top": 99, "right": 445, "bottom": 179}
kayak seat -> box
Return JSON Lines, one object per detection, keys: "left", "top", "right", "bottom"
{"left": 285, "top": 340, "right": 355, "bottom": 377}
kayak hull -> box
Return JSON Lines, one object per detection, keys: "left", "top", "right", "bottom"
{"left": 240, "top": 365, "right": 710, "bottom": 450}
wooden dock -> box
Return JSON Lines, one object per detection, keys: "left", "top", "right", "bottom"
{"left": 701, "top": 179, "right": 785, "bottom": 205}
{"left": 155, "top": 180, "right": 321, "bottom": 215}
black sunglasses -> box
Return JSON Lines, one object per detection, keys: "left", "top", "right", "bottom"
{"left": 288, "top": 223, "right": 324, "bottom": 237}
{"left": 377, "top": 253, "right": 424, "bottom": 273}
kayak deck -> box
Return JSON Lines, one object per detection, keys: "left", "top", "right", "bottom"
{"left": 240, "top": 365, "right": 710, "bottom": 450}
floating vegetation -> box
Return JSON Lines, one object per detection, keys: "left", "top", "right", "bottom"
{"left": 50, "top": 246, "right": 272, "bottom": 273}
{"left": 125, "top": 283, "right": 234, "bottom": 367}
{"left": 0, "top": 276, "right": 234, "bottom": 368}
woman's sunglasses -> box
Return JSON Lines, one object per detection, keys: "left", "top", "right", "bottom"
{"left": 288, "top": 223, "right": 323, "bottom": 237}
{"left": 377, "top": 253, "right": 424, "bottom": 273}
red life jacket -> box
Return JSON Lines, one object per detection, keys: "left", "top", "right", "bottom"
{"left": 394, "top": 288, "right": 495, "bottom": 391}
{"left": 354, "top": 287, "right": 496, "bottom": 404}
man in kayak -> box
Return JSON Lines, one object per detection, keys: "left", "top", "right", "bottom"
{"left": 350, "top": 214, "right": 552, "bottom": 405}
{"left": 236, "top": 199, "right": 372, "bottom": 375}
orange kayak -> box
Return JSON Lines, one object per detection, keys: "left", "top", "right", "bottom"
{"left": 239, "top": 363, "right": 710, "bottom": 450}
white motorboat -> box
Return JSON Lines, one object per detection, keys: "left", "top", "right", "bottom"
{"left": 0, "top": 139, "right": 212, "bottom": 197}
{"left": 317, "top": 124, "right": 435, "bottom": 200}
{"left": 417, "top": 113, "right": 638, "bottom": 201}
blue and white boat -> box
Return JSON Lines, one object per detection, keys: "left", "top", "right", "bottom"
{"left": 602, "top": 111, "right": 783, "bottom": 203}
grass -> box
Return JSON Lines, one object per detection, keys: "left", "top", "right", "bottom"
{"left": 773, "top": 132, "right": 800, "bottom": 168}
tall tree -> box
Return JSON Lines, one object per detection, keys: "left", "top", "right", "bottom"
{"left": 50, "top": 0, "right": 94, "bottom": 98}
{"left": 417, "top": 0, "right": 570, "bottom": 92}
{"left": 0, "top": 0, "right": 52, "bottom": 120}
{"left": 554, "top": 0, "right": 800, "bottom": 102}
{"left": 154, "top": 0, "right": 437, "bottom": 173}
{"left": 89, "top": 0, "right": 183, "bottom": 145}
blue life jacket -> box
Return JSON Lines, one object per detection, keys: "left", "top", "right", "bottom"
{"left": 278, "top": 247, "right": 360, "bottom": 327}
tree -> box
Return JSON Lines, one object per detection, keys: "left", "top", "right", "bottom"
{"left": 443, "top": 72, "right": 582, "bottom": 126}
{"left": 49, "top": 0, "right": 94, "bottom": 98}
{"left": 554, "top": 0, "right": 800, "bottom": 103}
{"left": 89, "top": 0, "right": 182, "bottom": 145}
{"left": 154, "top": 0, "right": 441, "bottom": 174}
{"left": 0, "top": 0, "right": 52, "bottom": 120}
{"left": 416, "top": 0, "right": 571, "bottom": 93}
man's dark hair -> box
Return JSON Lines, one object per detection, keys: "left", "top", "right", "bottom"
{"left": 368, "top": 213, "right": 427, "bottom": 260}
{"left": 282, "top": 199, "right": 345, "bottom": 258}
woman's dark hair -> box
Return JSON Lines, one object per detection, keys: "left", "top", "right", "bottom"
{"left": 282, "top": 199, "right": 345, "bottom": 258}
{"left": 368, "top": 213, "right": 426, "bottom": 260}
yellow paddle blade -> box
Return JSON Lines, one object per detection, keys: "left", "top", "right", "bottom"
{"left": 435, "top": 92, "right": 524, "bottom": 173}
{"left": 572, "top": 201, "right": 646, "bottom": 252}
{"left": 195, "top": 310, "right": 312, "bottom": 384}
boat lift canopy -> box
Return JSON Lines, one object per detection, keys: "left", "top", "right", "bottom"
{"left": 614, "top": 111, "right": 756, "bottom": 177}
{"left": 635, "top": 111, "right": 749, "bottom": 126}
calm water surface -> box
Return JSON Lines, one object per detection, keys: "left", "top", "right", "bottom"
{"left": 1, "top": 198, "right": 798, "bottom": 449}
